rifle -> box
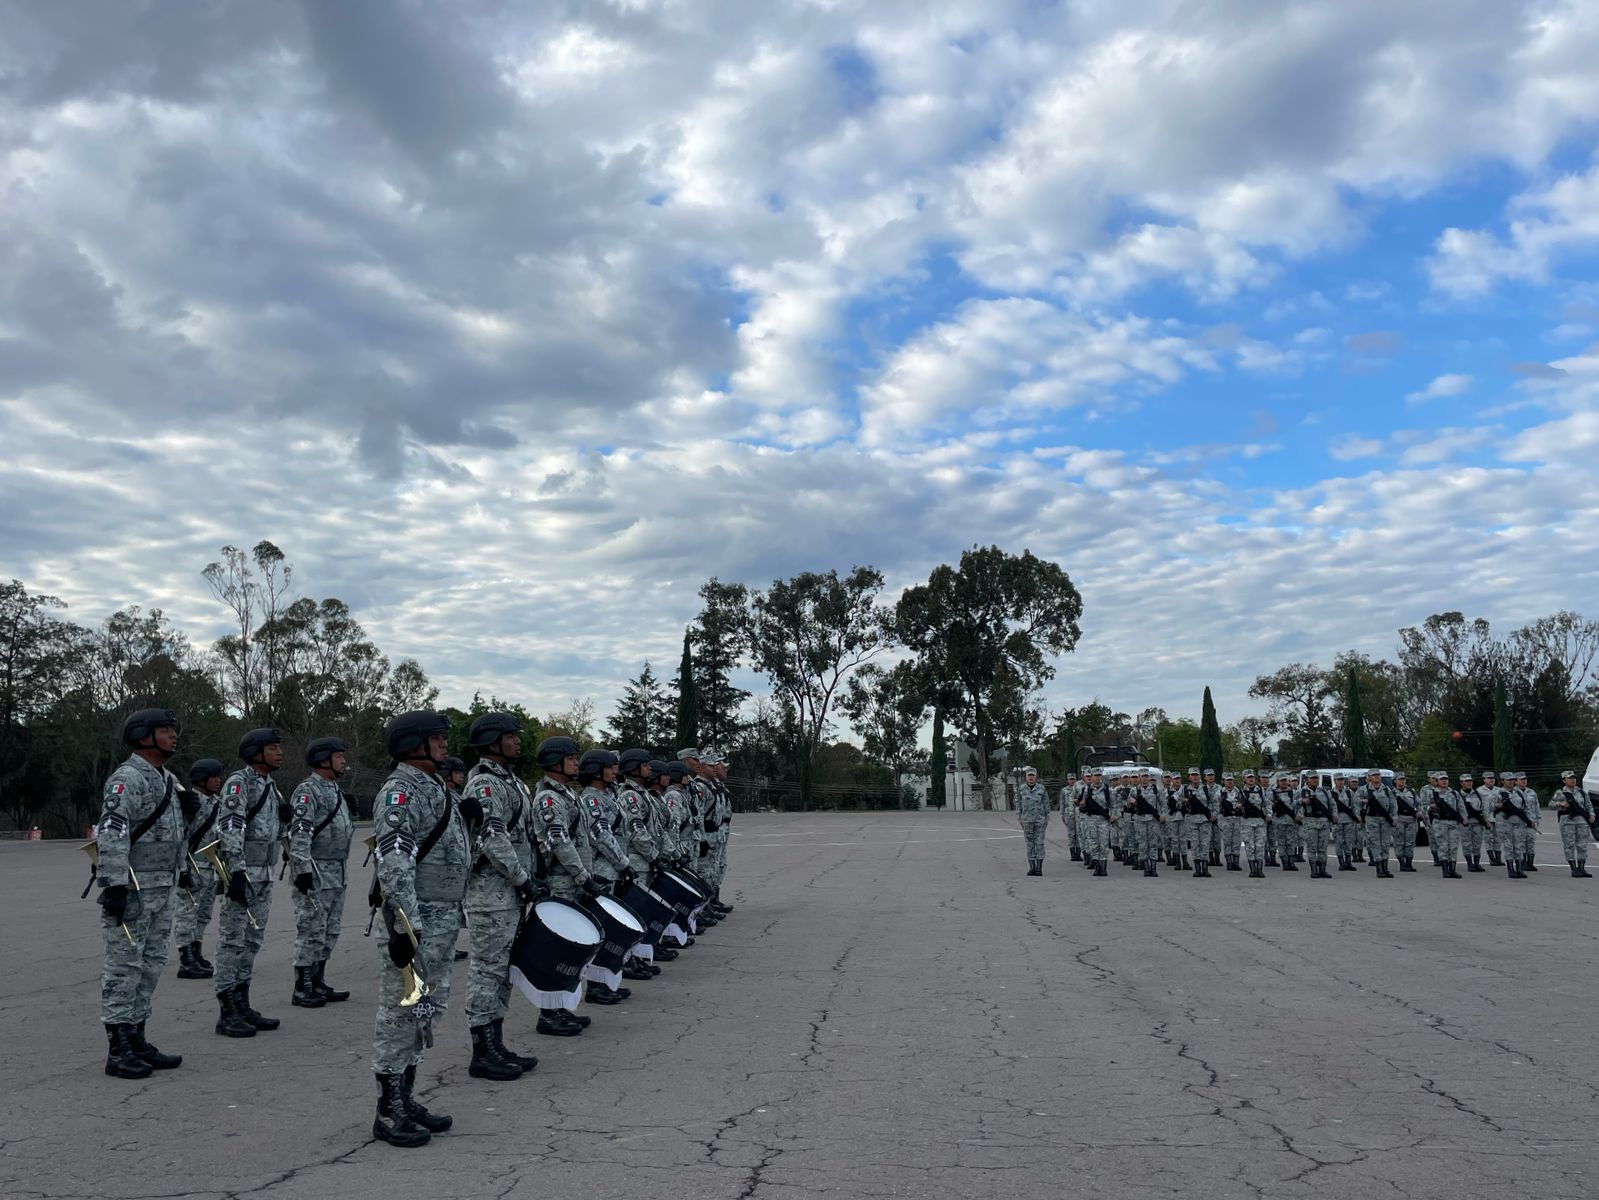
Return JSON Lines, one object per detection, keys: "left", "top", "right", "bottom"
{"left": 1498, "top": 791, "right": 1533, "bottom": 828}
{"left": 1430, "top": 788, "right": 1463, "bottom": 824}
{"left": 1270, "top": 790, "right": 1299, "bottom": 823}
{"left": 1555, "top": 790, "right": 1597, "bottom": 833}
{"left": 1079, "top": 787, "right": 1107, "bottom": 819}
{"left": 1239, "top": 789, "right": 1267, "bottom": 821}
{"left": 1300, "top": 787, "right": 1332, "bottom": 822}
{"left": 1133, "top": 789, "right": 1165, "bottom": 822}
{"left": 1394, "top": 790, "right": 1417, "bottom": 818}
{"left": 1462, "top": 791, "right": 1490, "bottom": 827}
{"left": 1333, "top": 788, "right": 1363, "bottom": 823}
{"left": 1362, "top": 787, "right": 1397, "bottom": 826}
{"left": 1186, "top": 786, "right": 1212, "bottom": 819}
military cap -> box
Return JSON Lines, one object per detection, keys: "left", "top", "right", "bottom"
{"left": 1203, "top": 767, "right": 1216, "bottom": 777}
{"left": 1222, "top": 771, "right": 1234, "bottom": 780}
{"left": 1563, "top": 768, "right": 1577, "bottom": 779}
{"left": 1023, "top": 765, "right": 1037, "bottom": 776}
{"left": 678, "top": 747, "right": 701, "bottom": 762}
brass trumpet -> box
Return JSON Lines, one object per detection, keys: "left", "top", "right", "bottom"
{"left": 80, "top": 842, "right": 136, "bottom": 945}
{"left": 198, "top": 841, "right": 260, "bottom": 929}
{"left": 391, "top": 905, "right": 430, "bottom": 1008}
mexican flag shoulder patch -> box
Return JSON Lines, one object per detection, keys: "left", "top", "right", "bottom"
{"left": 386, "top": 791, "right": 407, "bottom": 806}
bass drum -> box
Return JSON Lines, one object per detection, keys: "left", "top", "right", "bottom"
{"left": 619, "top": 883, "right": 674, "bottom": 947}
{"left": 674, "top": 862, "right": 715, "bottom": 897}
{"left": 581, "top": 893, "right": 645, "bottom": 979}
{"left": 509, "top": 897, "right": 602, "bottom": 1011}
{"left": 652, "top": 866, "right": 707, "bottom": 920}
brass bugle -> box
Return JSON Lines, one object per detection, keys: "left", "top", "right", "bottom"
{"left": 198, "top": 841, "right": 259, "bottom": 929}
{"left": 392, "top": 905, "right": 430, "bottom": 1008}
{"left": 80, "top": 841, "right": 135, "bottom": 946}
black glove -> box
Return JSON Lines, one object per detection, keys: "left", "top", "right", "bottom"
{"left": 227, "top": 870, "right": 249, "bottom": 905}
{"left": 618, "top": 867, "right": 638, "bottom": 890}
{"left": 277, "top": 800, "right": 294, "bottom": 824}
{"left": 216, "top": 879, "right": 227, "bottom": 898}
{"left": 179, "top": 872, "right": 193, "bottom": 890}
{"left": 387, "top": 931, "right": 414, "bottom": 969}
{"left": 457, "top": 794, "right": 484, "bottom": 826}
{"left": 99, "top": 884, "right": 130, "bottom": 921}
{"left": 294, "top": 872, "right": 314, "bottom": 894}
{"left": 581, "top": 875, "right": 607, "bottom": 898}
{"left": 179, "top": 790, "right": 200, "bottom": 821}
{"left": 515, "top": 880, "right": 541, "bottom": 906}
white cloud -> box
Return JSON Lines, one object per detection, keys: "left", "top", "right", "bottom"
{"left": 1329, "top": 436, "right": 1385, "bottom": 461}
{"left": 1406, "top": 373, "right": 1475, "bottom": 402}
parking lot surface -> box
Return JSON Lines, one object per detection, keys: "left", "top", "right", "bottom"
{"left": 3, "top": 813, "right": 1595, "bottom": 1199}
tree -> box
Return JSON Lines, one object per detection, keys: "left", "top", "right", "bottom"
{"left": 896, "top": 546, "right": 1083, "bottom": 811}
{"left": 1199, "top": 687, "right": 1224, "bottom": 777}
{"left": 840, "top": 660, "right": 928, "bottom": 788}
{"left": 604, "top": 660, "right": 671, "bottom": 750}
{"left": 929, "top": 707, "right": 947, "bottom": 809}
{"left": 691, "top": 579, "right": 750, "bottom": 749}
{"left": 1155, "top": 719, "right": 1201, "bottom": 772}
{"left": 1492, "top": 678, "right": 1513, "bottom": 775}
{"left": 747, "top": 566, "right": 892, "bottom": 810}
{"left": 1344, "top": 670, "right": 1371, "bottom": 767}
{"left": 673, "top": 632, "right": 699, "bottom": 750}
{"left": 202, "top": 540, "right": 296, "bottom": 723}
{"left": 1230, "top": 716, "right": 1278, "bottom": 767}
{"left": 1398, "top": 714, "right": 1475, "bottom": 778}
{"left": 541, "top": 698, "right": 597, "bottom": 744}
{"left": 1249, "top": 664, "right": 1336, "bottom": 766}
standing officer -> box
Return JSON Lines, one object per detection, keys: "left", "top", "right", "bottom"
{"left": 1236, "top": 771, "right": 1269, "bottom": 877}
{"left": 578, "top": 748, "right": 635, "bottom": 1002}
{"left": 1017, "top": 766, "right": 1049, "bottom": 876}
{"left": 1327, "top": 774, "right": 1359, "bottom": 871}
{"left": 1553, "top": 770, "right": 1594, "bottom": 877}
{"left": 1458, "top": 771, "right": 1488, "bottom": 872}
{"left": 532, "top": 736, "right": 606, "bottom": 1034}
{"left": 1357, "top": 769, "right": 1396, "bottom": 878}
{"left": 95, "top": 708, "right": 185, "bottom": 1078}
{"left": 1061, "top": 773, "right": 1082, "bottom": 862}
{"left": 1494, "top": 775, "right": 1532, "bottom": 878}
{"left": 1199, "top": 768, "right": 1224, "bottom": 867}
{"left": 287, "top": 737, "right": 355, "bottom": 1009}
{"left": 1267, "top": 774, "right": 1300, "bottom": 872}
{"left": 1427, "top": 771, "right": 1466, "bottom": 879}
{"left": 1298, "top": 773, "right": 1333, "bottom": 879}
{"left": 1478, "top": 771, "right": 1505, "bottom": 867}
{"left": 1077, "top": 767, "right": 1109, "bottom": 876}
{"left": 370, "top": 710, "right": 461, "bottom": 1148}
{"left": 1130, "top": 769, "right": 1165, "bottom": 876}
{"left": 1520, "top": 771, "right": 1543, "bottom": 872}
{"left": 617, "top": 750, "right": 660, "bottom": 879}
{"left": 462, "top": 712, "right": 540, "bottom": 1080}
{"left": 1186, "top": 768, "right": 1217, "bottom": 877}
{"left": 175, "top": 757, "right": 225, "bottom": 980}
{"left": 1216, "top": 772, "right": 1242, "bottom": 871}
{"left": 214, "top": 728, "right": 284, "bottom": 1038}
{"left": 1391, "top": 771, "right": 1420, "bottom": 872}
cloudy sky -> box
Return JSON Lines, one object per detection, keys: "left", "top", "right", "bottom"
{"left": 3, "top": 0, "right": 1597, "bottom": 733}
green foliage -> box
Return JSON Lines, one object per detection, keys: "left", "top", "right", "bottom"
{"left": 1344, "top": 670, "right": 1371, "bottom": 766}
{"left": 1398, "top": 713, "right": 1476, "bottom": 777}
{"left": 928, "top": 707, "right": 947, "bottom": 809}
{"left": 1199, "top": 688, "right": 1224, "bottom": 777}
{"left": 1493, "top": 678, "right": 1513, "bottom": 775}
{"left": 690, "top": 579, "right": 750, "bottom": 748}
{"left": 839, "top": 659, "right": 928, "bottom": 784}
{"left": 673, "top": 631, "right": 699, "bottom": 749}
{"left": 603, "top": 660, "right": 673, "bottom": 752}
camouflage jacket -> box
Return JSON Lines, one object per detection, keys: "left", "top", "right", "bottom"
{"left": 96, "top": 753, "right": 184, "bottom": 889}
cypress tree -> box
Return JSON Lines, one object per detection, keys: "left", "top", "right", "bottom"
{"left": 1199, "top": 687, "right": 1224, "bottom": 777}
{"left": 1492, "top": 678, "right": 1513, "bottom": 775}
{"left": 674, "top": 631, "right": 699, "bottom": 749}
{"left": 1345, "top": 670, "right": 1371, "bottom": 767}
{"left": 929, "top": 707, "right": 947, "bottom": 809}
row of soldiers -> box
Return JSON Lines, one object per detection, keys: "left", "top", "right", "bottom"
{"left": 90, "top": 707, "right": 736, "bottom": 1151}
{"left": 1013, "top": 763, "right": 1595, "bottom": 880}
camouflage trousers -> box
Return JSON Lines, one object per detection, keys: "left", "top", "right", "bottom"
{"left": 214, "top": 880, "right": 272, "bottom": 991}
{"left": 1462, "top": 823, "right": 1488, "bottom": 858}
{"left": 1131, "top": 816, "right": 1162, "bottom": 861}
{"left": 1333, "top": 820, "right": 1362, "bottom": 860}
{"left": 1301, "top": 817, "right": 1330, "bottom": 863}
{"left": 465, "top": 906, "right": 518, "bottom": 1028}
{"left": 372, "top": 899, "right": 461, "bottom": 1075}
{"left": 172, "top": 865, "right": 216, "bottom": 946}
{"left": 101, "top": 885, "right": 174, "bottom": 1025}
{"left": 1241, "top": 818, "right": 1267, "bottom": 862}
{"left": 1217, "top": 815, "right": 1241, "bottom": 858}
{"left": 1275, "top": 820, "right": 1303, "bottom": 859}
{"left": 1021, "top": 819, "right": 1047, "bottom": 862}
{"left": 1498, "top": 820, "right": 1533, "bottom": 862}
{"left": 1395, "top": 816, "right": 1420, "bottom": 859}
{"left": 1363, "top": 820, "right": 1394, "bottom": 863}
{"left": 1560, "top": 818, "right": 1591, "bottom": 864}
{"left": 292, "top": 882, "right": 346, "bottom": 967}
{"left": 1431, "top": 821, "right": 1461, "bottom": 862}
{"left": 1186, "top": 815, "right": 1215, "bottom": 860}
{"left": 1080, "top": 814, "right": 1109, "bottom": 862}
{"left": 1165, "top": 816, "right": 1186, "bottom": 858}
{"left": 1063, "top": 809, "right": 1079, "bottom": 850}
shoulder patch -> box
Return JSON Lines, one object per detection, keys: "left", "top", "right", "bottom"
{"left": 386, "top": 792, "right": 407, "bottom": 806}
{"left": 541, "top": 794, "right": 556, "bottom": 810}
{"left": 480, "top": 784, "right": 493, "bottom": 798}
{"left": 110, "top": 782, "right": 125, "bottom": 795}
{"left": 385, "top": 809, "right": 404, "bottom": 827}
{"left": 228, "top": 782, "right": 241, "bottom": 795}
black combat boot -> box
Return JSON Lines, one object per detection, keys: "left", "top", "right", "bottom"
{"left": 1094, "top": 858, "right": 1108, "bottom": 877}
{"left": 401, "top": 1064, "right": 453, "bottom": 1131}
{"left": 104, "top": 1024, "right": 153, "bottom": 1079}
{"left": 235, "top": 982, "right": 280, "bottom": 1030}
{"left": 490, "top": 1018, "right": 538, "bottom": 1071}
{"left": 1399, "top": 856, "right": 1415, "bottom": 872}
{"left": 1523, "top": 854, "right": 1538, "bottom": 872}
{"left": 1265, "top": 849, "right": 1278, "bottom": 866}
{"left": 313, "top": 961, "right": 350, "bottom": 1002}
{"left": 1578, "top": 859, "right": 1592, "bottom": 878}
{"left": 1227, "top": 855, "right": 1241, "bottom": 872}
{"left": 373, "top": 1072, "right": 430, "bottom": 1148}
{"left": 192, "top": 942, "right": 214, "bottom": 973}
{"left": 1467, "top": 856, "right": 1484, "bottom": 873}
{"left": 1069, "top": 846, "right": 1081, "bottom": 861}
{"left": 469, "top": 1024, "right": 523, "bottom": 1080}
{"left": 1445, "top": 861, "right": 1461, "bottom": 878}
{"left": 292, "top": 964, "right": 326, "bottom": 1008}
{"left": 536, "top": 1009, "right": 582, "bottom": 1036}
{"left": 1192, "top": 857, "right": 1204, "bottom": 878}
{"left": 177, "top": 943, "right": 209, "bottom": 980}
{"left": 1179, "top": 854, "right": 1190, "bottom": 871}
{"left": 1487, "top": 847, "right": 1502, "bottom": 865}
{"left": 129, "top": 1021, "right": 182, "bottom": 1069}
{"left": 1283, "top": 854, "right": 1297, "bottom": 872}
{"left": 214, "top": 987, "right": 256, "bottom": 1038}
{"left": 1507, "top": 859, "right": 1522, "bottom": 878}
{"left": 1570, "top": 861, "right": 1582, "bottom": 877}
{"left": 1209, "top": 848, "right": 1221, "bottom": 866}
{"left": 1144, "top": 859, "right": 1157, "bottom": 877}
{"left": 1378, "top": 861, "right": 1393, "bottom": 878}
{"left": 1352, "top": 846, "right": 1364, "bottom": 862}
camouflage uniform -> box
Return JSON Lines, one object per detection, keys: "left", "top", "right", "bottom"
{"left": 1523, "top": 779, "right": 1544, "bottom": 872}
{"left": 532, "top": 776, "right": 594, "bottom": 900}
{"left": 617, "top": 778, "right": 660, "bottom": 875}
{"left": 1552, "top": 781, "right": 1594, "bottom": 875}
{"left": 1298, "top": 783, "right": 1333, "bottom": 876}
{"left": 1187, "top": 783, "right": 1219, "bottom": 869}
{"left": 582, "top": 783, "right": 630, "bottom": 887}
{"left": 372, "top": 763, "right": 470, "bottom": 1075}
{"left": 1459, "top": 778, "right": 1491, "bottom": 870}
{"left": 709, "top": 777, "right": 733, "bottom": 890}
{"left": 686, "top": 776, "right": 713, "bottom": 877}
{"left": 1357, "top": 780, "right": 1396, "bottom": 875}
{"left": 1016, "top": 778, "right": 1049, "bottom": 870}
{"left": 1061, "top": 781, "right": 1081, "bottom": 859}
{"left": 1427, "top": 781, "right": 1465, "bottom": 876}
{"left": 1330, "top": 780, "right": 1363, "bottom": 869}
{"left": 1217, "top": 780, "right": 1243, "bottom": 869}
{"left": 1130, "top": 782, "right": 1164, "bottom": 870}
{"left": 287, "top": 773, "right": 354, "bottom": 968}
{"left": 462, "top": 760, "right": 532, "bottom": 1031}
{"left": 1392, "top": 780, "right": 1421, "bottom": 870}
{"left": 173, "top": 785, "right": 221, "bottom": 950}
{"left": 1078, "top": 781, "right": 1111, "bottom": 869}
{"left": 96, "top": 755, "right": 184, "bottom": 1025}
{"left": 1477, "top": 779, "right": 1505, "bottom": 866}
{"left": 1236, "top": 783, "right": 1270, "bottom": 874}
{"left": 650, "top": 784, "right": 681, "bottom": 865}
{"left": 1268, "top": 783, "right": 1302, "bottom": 870}
{"left": 215, "top": 768, "right": 282, "bottom": 993}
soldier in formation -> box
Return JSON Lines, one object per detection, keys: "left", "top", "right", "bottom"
{"left": 174, "top": 757, "right": 224, "bottom": 979}
{"left": 1016, "top": 766, "right": 1049, "bottom": 875}
{"left": 214, "top": 727, "right": 285, "bottom": 1037}
{"left": 287, "top": 737, "right": 354, "bottom": 1008}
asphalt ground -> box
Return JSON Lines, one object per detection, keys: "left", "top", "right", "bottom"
{"left": 3, "top": 813, "right": 1596, "bottom": 1200}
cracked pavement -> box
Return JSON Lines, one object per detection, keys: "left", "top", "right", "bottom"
{"left": 3, "top": 815, "right": 1597, "bottom": 1199}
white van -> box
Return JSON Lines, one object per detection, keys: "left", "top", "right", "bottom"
{"left": 1584, "top": 746, "right": 1599, "bottom": 800}
{"left": 1298, "top": 768, "right": 1394, "bottom": 789}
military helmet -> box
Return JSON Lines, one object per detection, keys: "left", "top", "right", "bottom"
{"left": 238, "top": 727, "right": 283, "bottom": 763}
{"left": 188, "top": 757, "right": 225, "bottom": 785}
{"left": 665, "top": 761, "right": 689, "bottom": 781}
{"left": 440, "top": 756, "right": 466, "bottom": 776}
{"left": 384, "top": 711, "right": 448, "bottom": 759}
{"left": 618, "top": 748, "right": 652, "bottom": 775}
{"left": 535, "top": 735, "right": 579, "bottom": 768}
{"left": 578, "top": 748, "right": 618, "bottom": 774}
{"left": 304, "top": 736, "right": 347, "bottom": 768}
{"left": 122, "top": 707, "right": 178, "bottom": 747}
{"left": 468, "top": 712, "right": 520, "bottom": 749}
{"left": 648, "top": 758, "right": 671, "bottom": 777}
